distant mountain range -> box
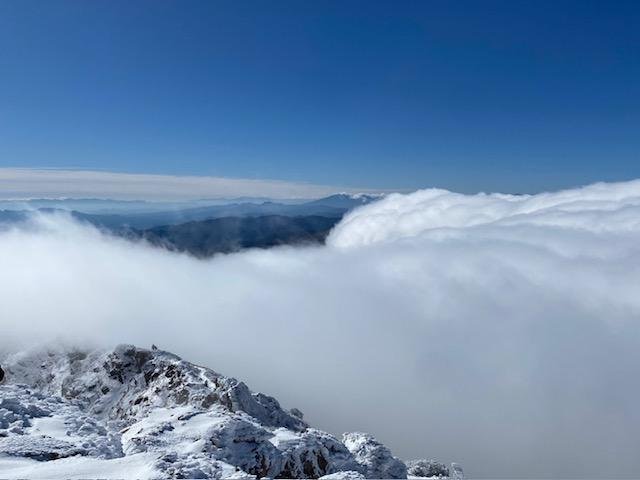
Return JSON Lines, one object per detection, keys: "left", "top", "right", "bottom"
{"left": 0, "top": 194, "right": 382, "bottom": 256}
{"left": 0, "top": 194, "right": 382, "bottom": 218}
{"left": 0, "top": 197, "right": 304, "bottom": 215}
{"left": 76, "top": 202, "right": 346, "bottom": 230}
{"left": 131, "top": 215, "right": 340, "bottom": 257}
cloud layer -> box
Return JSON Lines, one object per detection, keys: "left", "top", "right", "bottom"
{"left": 0, "top": 168, "right": 371, "bottom": 201}
{"left": 329, "top": 179, "right": 640, "bottom": 247}
{"left": 2, "top": 180, "right": 640, "bottom": 478}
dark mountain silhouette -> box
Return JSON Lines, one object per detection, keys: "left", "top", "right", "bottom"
{"left": 131, "top": 215, "right": 340, "bottom": 257}
{"left": 0, "top": 194, "right": 383, "bottom": 256}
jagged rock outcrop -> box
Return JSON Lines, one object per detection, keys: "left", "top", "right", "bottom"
{"left": 342, "top": 432, "right": 407, "bottom": 479}
{"left": 272, "top": 428, "right": 362, "bottom": 478}
{"left": 5, "top": 345, "right": 304, "bottom": 432}
{"left": 0, "top": 345, "right": 420, "bottom": 479}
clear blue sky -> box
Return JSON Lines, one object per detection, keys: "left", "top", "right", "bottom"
{"left": 1, "top": 0, "right": 639, "bottom": 193}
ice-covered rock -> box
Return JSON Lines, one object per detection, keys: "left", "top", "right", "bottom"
{"left": 0, "top": 384, "right": 122, "bottom": 461}
{"left": 271, "top": 427, "right": 362, "bottom": 478}
{"left": 121, "top": 405, "right": 279, "bottom": 478}
{"left": 3, "top": 345, "right": 304, "bottom": 431}
{"left": 406, "top": 459, "right": 450, "bottom": 477}
{"left": 319, "top": 471, "right": 367, "bottom": 480}
{"left": 343, "top": 432, "right": 407, "bottom": 479}
{"left": 450, "top": 462, "right": 464, "bottom": 480}
{"left": 0, "top": 345, "right": 419, "bottom": 478}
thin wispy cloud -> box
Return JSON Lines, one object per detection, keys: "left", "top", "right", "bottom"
{"left": 0, "top": 168, "right": 376, "bottom": 201}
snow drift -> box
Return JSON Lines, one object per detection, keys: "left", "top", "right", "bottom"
{"left": 2, "top": 180, "right": 640, "bottom": 477}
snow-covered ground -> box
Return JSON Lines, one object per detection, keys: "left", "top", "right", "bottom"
{"left": 0, "top": 453, "right": 159, "bottom": 480}
{"left": 0, "top": 344, "right": 460, "bottom": 479}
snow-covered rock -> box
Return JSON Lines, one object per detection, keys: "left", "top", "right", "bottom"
{"left": 406, "top": 459, "right": 450, "bottom": 478}
{"left": 271, "top": 427, "right": 362, "bottom": 478}
{"left": 3, "top": 344, "right": 304, "bottom": 431}
{"left": 342, "top": 432, "right": 407, "bottom": 479}
{"left": 0, "top": 384, "right": 121, "bottom": 460}
{"left": 450, "top": 462, "right": 464, "bottom": 479}
{"left": 0, "top": 344, "right": 420, "bottom": 479}
{"left": 319, "top": 471, "right": 366, "bottom": 480}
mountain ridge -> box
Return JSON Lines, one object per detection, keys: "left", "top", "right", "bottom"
{"left": 0, "top": 344, "right": 460, "bottom": 479}
{"left": 131, "top": 215, "right": 340, "bottom": 257}
{"left": 0, "top": 194, "right": 382, "bottom": 230}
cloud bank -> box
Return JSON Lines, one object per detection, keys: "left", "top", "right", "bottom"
{"left": 0, "top": 168, "right": 372, "bottom": 201}
{"left": 2, "top": 180, "right": 640, "bottom": 478}
{"left": 329, "top": 179, "right": 640, "bottom": 247}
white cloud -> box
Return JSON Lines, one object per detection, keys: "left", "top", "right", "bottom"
{"left": 1, "top": 180, "right": 640, "bottom": 478}
{"left": 0, "top": 168, "right": 372, "bottom": 200}
{"left": 329, "top": 179, "right": 640, "bottom": 247}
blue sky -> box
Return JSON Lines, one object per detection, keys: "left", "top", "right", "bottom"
{"left": 1, "top": 0, "right": 639, "bottom": 195}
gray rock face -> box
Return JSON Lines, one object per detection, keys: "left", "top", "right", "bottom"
{"left": 0, "top": 345, "right": 414, "bottom": 479}
{"left": 343, "top": 432, "right": 408, "bottom": 479}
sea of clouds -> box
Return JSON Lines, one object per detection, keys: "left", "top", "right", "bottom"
{"left": 2, "top": 180, "right": 640, "bottom": 478}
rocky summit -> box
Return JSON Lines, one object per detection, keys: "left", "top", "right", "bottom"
{"left": 0, "top": 345, "right": 460, "bottom": 479}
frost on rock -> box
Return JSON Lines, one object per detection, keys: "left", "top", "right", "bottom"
{"left": 0, "top": 435, "right": 84, "bottom": 461}
{"left": 406, "top": 459, "right": 450, "bottom": 478}
{"left": 450, "top": 462, "right": 464, "bottom": 480}
{"left": 271, "top": 428, "right": 362, "bottom": 478}
{"left": 121, "top": 405, "right": 278, "bottom": 478}
{"left": 0, "top": 345, "right": 418, "bottom": 479}
{"left": 0, "top": 384, "right": 122, "bottom": 461}
{"left": 319, "top": 471, "right": 367, "bottom": 480}
{"left": 343, "top": 432, "right": 407, "bottom": 479}
{"left": 3, "top": 344, "right": 304, "bottom": 432}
